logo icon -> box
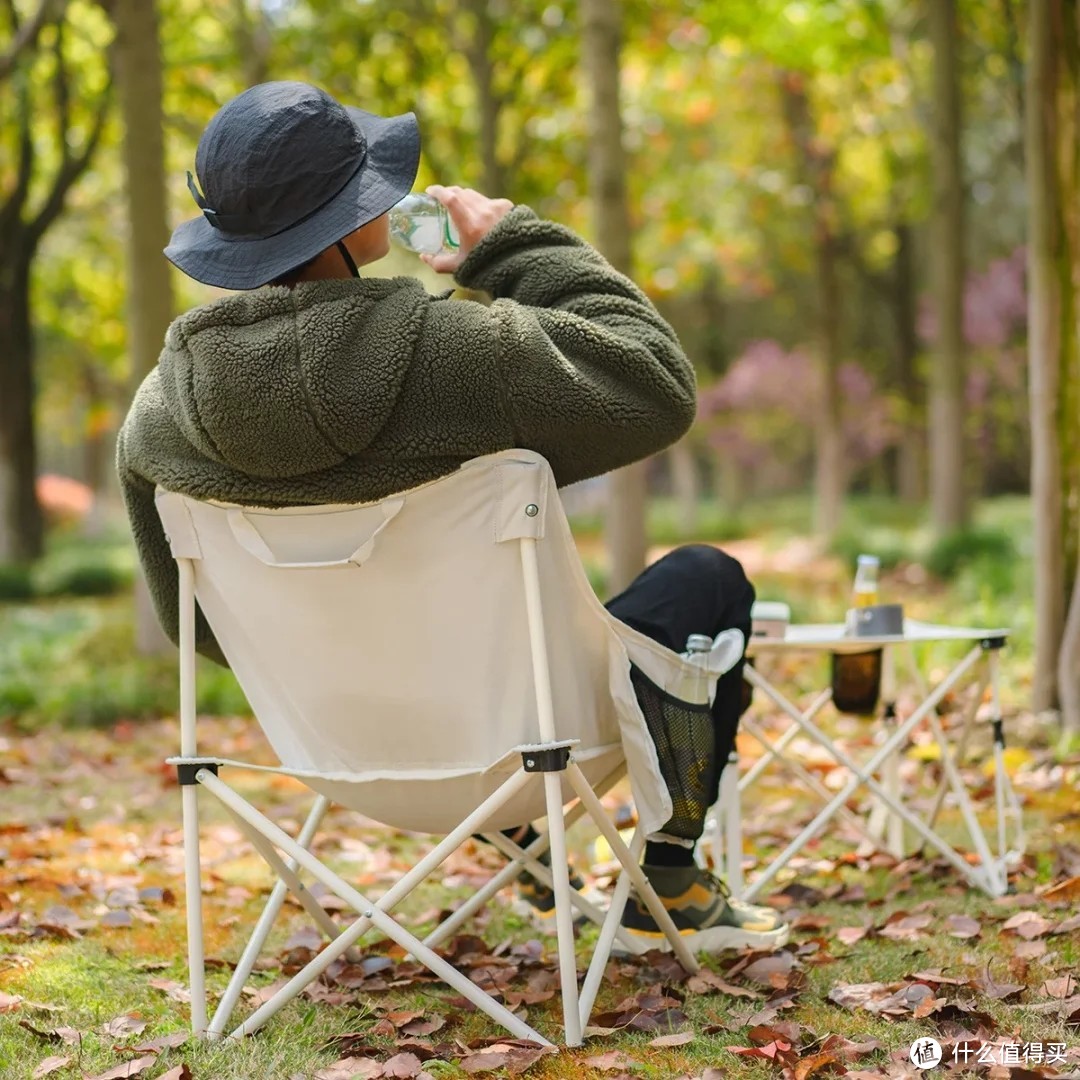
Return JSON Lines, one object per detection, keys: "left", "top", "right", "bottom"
{"left": 910, "top": 1038, "right": 943, "bottom": 1070}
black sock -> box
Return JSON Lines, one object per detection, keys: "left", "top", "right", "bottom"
{"left": 644, "top": 840, "right": 696, "bottom": 868}
{"left": 502, "top": 823, "right": 541, "bottom": 849}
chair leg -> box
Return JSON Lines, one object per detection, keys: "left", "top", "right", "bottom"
{"left": 182, "top": 783, "right": 207, "bottom": 1037}
{"left": 207, "top": 795, "right": 331, "bottom": 1039}
{"left": 542, "top": 771, "right": 582, "bottom": 1047}
{"left": 195, "top": 767, "right": 551, "bottom": 1045}
{"left": 566, "top": 764, "right": 699, "bottom": 974}
{"left": 578, "top": 830, "right": 645, "bottom": 1028}
{"left": 715, "top": 752, "right": 743, "bottom": 895}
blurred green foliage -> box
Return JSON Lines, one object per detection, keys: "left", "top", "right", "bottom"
{"left": 0, "top": 597, "right": 248, "bottom": 728}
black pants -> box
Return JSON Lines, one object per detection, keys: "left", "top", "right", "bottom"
{"left": 605, "top": 544, "right": 755, "bottom": 808}
{"left": 500, "top": 544, "right": 754, "bottom": 870}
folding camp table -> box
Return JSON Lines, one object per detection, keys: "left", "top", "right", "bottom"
{"left": 711, "top": 619, "right": 1025, "bottom": 900}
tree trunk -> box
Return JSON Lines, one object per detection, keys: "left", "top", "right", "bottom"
{"left": 582, "top": 0, "right": 647, "bottom": 594}
{"left": 780, "top": 74, "right": 844, "bottom": 539}
{"left": 668, "top": 438, "right": 700, "bottom": 536}
{"left": 1060, "top": 571, "right": 1080, "bottom": 736}
{"left": 893, "top": 222, "right": 925, "bottom": 503}
{"left": 459, "top": 0, "right": 504, "bottom": 195}
{"left": 813, "top": 228, "right": 844, "bottom": 539}
{"left": 0, "top": 259, "right": 44, "bottom": 563}
{"left": 1054, "top": 0, "right": 1080, "bottom": 736}
{"left": 232, "top": 0, "right": 272, "bottom": 86}
{"left": 1026, "top": 0, "right": 1067, "bottom": 714}
{"left": 698, "top": 264, "right": 726, "bottom": 376}
{"left": 927, "top": 0, "right": 968, "bottom": 533}
{"left": 113, "top": 0, "right": 175, "bottom": 654}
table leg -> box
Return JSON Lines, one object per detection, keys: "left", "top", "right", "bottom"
{"left": 741, "top": 647, "right": 996, "bottom": 900}
{"left": 741, "top": 668, "right": 915, "bottom": 852}
{"left": 865, "top": 647, "right": 904, "bottom": 857}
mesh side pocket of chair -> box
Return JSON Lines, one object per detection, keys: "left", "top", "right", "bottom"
{"left": 831, "top": 649, "right": 882, "bottom": 716}
{"left": 629, "top": 665, "right": 714, "bottom": 842}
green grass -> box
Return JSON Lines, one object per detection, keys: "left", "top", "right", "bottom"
{"left": 0, "top": 492, "right": 1065, "bottom": 1076}
{"left": 0, "top": 638, "right": 1075, "bottom": 1080}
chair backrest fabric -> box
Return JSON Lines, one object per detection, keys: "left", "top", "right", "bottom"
{"left": 156, "top": 450, "right": 744, "bottom": 836}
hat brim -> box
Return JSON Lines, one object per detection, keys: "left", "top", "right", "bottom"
{"left": 164, "top": 107, "right": 421, "bottom": 290}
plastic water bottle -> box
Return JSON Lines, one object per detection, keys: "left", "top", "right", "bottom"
{"left": 852, "top": 554, "right": 880, "bottom": 608}
{"left": 677, "top": 633, "right": 713, "bottom": 705}
{"left": 388, "top": 193, "right": 460, "bottom": 255}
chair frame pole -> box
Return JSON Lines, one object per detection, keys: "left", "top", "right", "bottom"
{"left": 195, "top": 767, "right": 547, "bottom": 1044}
{"left": 177, "top": 558, "right": 207, "bottom": 1037}
{"left": 207, "top": 794, "right": 331, "bottom": 1038}
{"left": 519, "top": 537, "right": 582, "bottom": 1046}
{"left": 427, "top": 765, "right": 626, "bottom": 951}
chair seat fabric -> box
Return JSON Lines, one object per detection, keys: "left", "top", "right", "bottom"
{"left": 156, "top": 449, "right": 744, "bottom": 837}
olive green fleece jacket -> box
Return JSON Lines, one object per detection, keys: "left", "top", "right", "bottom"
{"left": 118, "top": 206, "right": 697, "bottom": 664}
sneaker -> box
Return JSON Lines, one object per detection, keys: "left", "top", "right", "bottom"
{"left": 620, "top": 864, "right": 790, "bottom": 953}
{"left": 511, "top": 867, "right": 588, "bottom": 924}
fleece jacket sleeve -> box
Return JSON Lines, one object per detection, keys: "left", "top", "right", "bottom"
{"left": 116, "top": 415, "right": 228, "bottom": 667}
{"left": 451, "top": 205, "right": 697, "bottom": 487}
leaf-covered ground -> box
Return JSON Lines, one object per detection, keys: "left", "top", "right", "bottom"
{"left": 1, "top": 706, "right": 1078, "bottom": 1080}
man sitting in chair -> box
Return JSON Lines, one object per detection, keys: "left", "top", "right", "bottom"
{"left": 118, "top": 81, "right": 787, "bottom": 954}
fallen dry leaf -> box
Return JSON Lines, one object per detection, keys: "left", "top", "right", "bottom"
{"left": 739, "top": 951, "right": 798, "bottom": 986}
{"left": 156, "top": 1068, "right": 193, "bottom": 1080}
{"left": 685, "top": 969, "right": 762, "bottom": 998}
{"left": 314, "top": 1058, "right": 383, "bottom": 1080}
{"left": 835, "top": 926, "right": 870, "bottom": 946}
{"left": 1043, "top": 875, "right": 1080, "bottom": 901}
{"left": 130, "top": 1031, "right": 190, "bottom": 1054}
{"left": 101, "top": 1014, "right": 146, "bottom": 1039}
{"left": 1000, "top": 911, "right": 1054, "bottom": 939}
{"left": 649, "top": 1031, "right": 695, "bottom": 1047}
{"left": 945, "top": 914, "right": 982, "bottom": 938}
{"left": 85, "top": 1055, "right": 159, "bottom": 1080}
{"left": 383, "top": 1053, "right": 424, "bottom": 1078}
{"left": 879, "top": 912, "right": 934, "bottom": 941}
{"left": 147, "top": 978, "right": 191, "bottom": 1003}
{"left": 32, "top": 1057, "right": 72, "bottom": 1079}
{"left": 1012, "top": 939, "right": 1047, "bottom": 959}
{"left": 727, "top": 1039, "right": 793, "bottom": 1061}
{"left": 792, "top": 1050, "right": 842, "bottom": 1080}
{"left": 1040, "top": 975, "right": 1077, "bottom": 999}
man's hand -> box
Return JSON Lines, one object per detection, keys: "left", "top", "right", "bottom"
{"left": 422, "top": 185, "right": 514, "bottom": 274}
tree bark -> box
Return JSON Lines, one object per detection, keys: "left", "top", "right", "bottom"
{"left": 812, "top": 226, "right": 844, "bottom": 539}
{"left": 668, "top": 438, "right": 700, "bottom": 536}
{"left": 927, "top": 0, "right": 968, "bottom": 533}
{"left": 0, "top": 6, "right": 107, "bottom": 563}
{"left": 113, "top": 0, "right": 175, "bottom": 653}
{"left": 1060, "top": 570, "right": 1080, "bottom": 736}
{"left": 458, "top": 0, "right": 504, "bottom": 195}
{"left": 582, "top": 0, "right": 647, "bottom": 594}
{"left": 893, "top": 222, "right": 925, "bottom": 503}
{"left": 1026, "top": 0, "right": 1066, "bottom": 714}
{"left": 780, "top": 73, "right": 844, "bottom": 539}
{"left": 0, "top": 260, "right": 44, "bottom": 562}
{"left": 232, "top": 0, "right": 272, "bottom": 87}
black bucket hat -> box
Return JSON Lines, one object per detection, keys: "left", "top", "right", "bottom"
{"left": 165, "top": 81, "right": 420, "bottom": 290}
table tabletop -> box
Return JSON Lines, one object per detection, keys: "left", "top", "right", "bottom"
{"left": 745, "top": 618, "right": 1009, "bottom": 656}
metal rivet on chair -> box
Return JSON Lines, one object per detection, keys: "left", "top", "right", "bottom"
{"left": 525, "top": 504, "right": 539, "bottom": 517}
{"left": 526, "top": 758, "right": 535, "bottom": 768}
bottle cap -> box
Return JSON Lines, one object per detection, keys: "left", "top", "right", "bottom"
{"left": 685, "top": 634, "right": 713, "bottom": 653}
{"left": 856, "top": 554, "right": 880, "bottom": 566}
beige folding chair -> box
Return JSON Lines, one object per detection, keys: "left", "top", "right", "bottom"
{"left": 155, "top": 449, "right": 744, "bottom": 1048}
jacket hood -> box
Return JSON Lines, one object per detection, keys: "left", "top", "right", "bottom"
{"left": 156, "top": 277, "right": 430, "bottom": 479}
